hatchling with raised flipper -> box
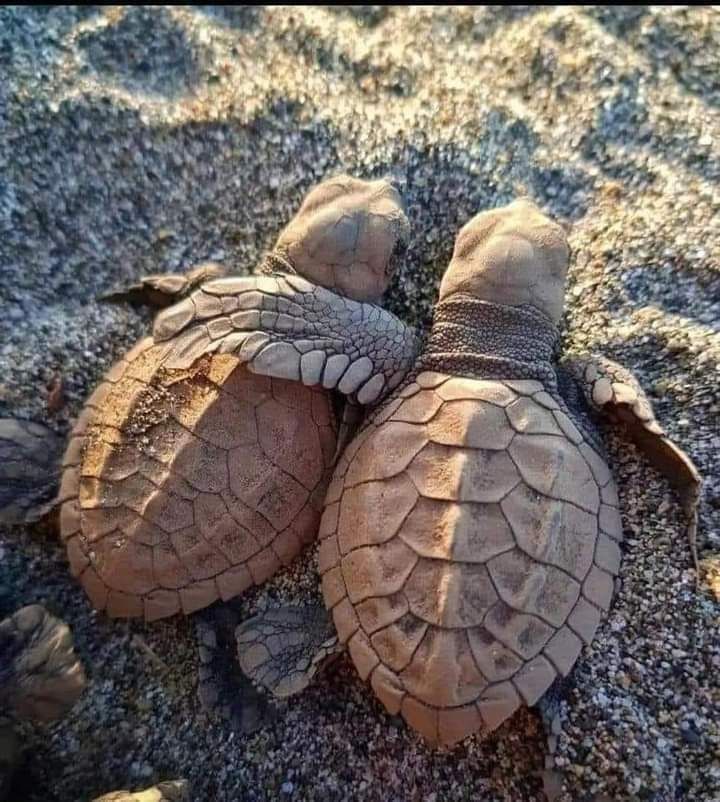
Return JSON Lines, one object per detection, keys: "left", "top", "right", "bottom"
{"left": 159, "top": 198, "right": 701, "bottom": 747}
{"left": 0, "top": 175, "right": 417, "bottom": 730}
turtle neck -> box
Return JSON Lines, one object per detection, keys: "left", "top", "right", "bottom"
{"left": 417, "top": 294, "right": 560, "bottom": 385}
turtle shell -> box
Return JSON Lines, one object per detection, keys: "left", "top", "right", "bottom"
{"left": 59, "top": 337, "right": 336, "bottom": 621}
{"left": 318, "top": 371, "right": 622, "bottom": 748}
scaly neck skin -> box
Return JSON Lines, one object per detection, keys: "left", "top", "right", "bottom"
{"left": 418, "top": 294, "right": 561, "bottom": 384}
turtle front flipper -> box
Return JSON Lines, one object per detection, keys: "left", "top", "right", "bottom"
{"left": 0, "top": 605, "right": 86, "bottom": 723}
{"left": 0, "top": 419, "right": 65, "bottom": 526}
{"left": 153, "top": 175, "right": 417, "bottom": 402}
{"left": 100, "top": 262, "right": 227, "bottom": 309}
{"left": 153, "top": 276, "right": 420, "bottom": 404}
{"left": 193, "top": 602, "right": 272, "bottom": 734}
{"left": 235, "top": 603, "right": 342, "bottom": 698}
{"left": 563, "top": 354, "right": 702, "bottom": 570}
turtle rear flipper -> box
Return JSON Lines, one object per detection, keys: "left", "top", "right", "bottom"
{"left": 563, "top": 354, "right": 702, "bottom": 570}
{"left": 100, "top": 262, "right": 227, "bottom": 309}
{"left": 0, "top": 420, "right": 64, "bottom": 526}
{"left": 235, "top": 603, "right": 341, "bottom": 698}
{"left": 535, "top": 676, "right": 573, "bottom": 801}
{"left": 193, "top": 603, "right": 272, "bottom": 734}
{"left": 0, "top": 605, "right": 86, "bottom": 722}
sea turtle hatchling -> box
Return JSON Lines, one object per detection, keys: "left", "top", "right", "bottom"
{"left": 0, "top": 175, "right": 417, "bottom": 729}
{"left": 0, "top": 604, "right": 86, "bottom": 799}
{"left": 157, "top": 198, "right": 702, "bottom": 748}
{"left": 56, "top": 174, "right": 412, "bottom": 624}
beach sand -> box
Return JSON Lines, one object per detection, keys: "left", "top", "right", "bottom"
{"left": 1, "top": 6, "right": 718, "bottom": 801}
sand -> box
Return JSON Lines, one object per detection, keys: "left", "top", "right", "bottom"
{"left": 1, "top": 6, "right": 718, "bottom": 802}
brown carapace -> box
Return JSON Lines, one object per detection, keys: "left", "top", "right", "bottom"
{"left": 58, "top": 341, "right": 336, "bottom": 620}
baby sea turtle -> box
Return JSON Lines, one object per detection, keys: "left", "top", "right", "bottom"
{"left": 158, "top": 199, "right": 701, "bottom": 747}
{"left": 1, "top": 175, "right": 415, "bottom": 729}
{"left": 0, "top": 605, "right": 86, "bottom": 799}
{"left": 59, "top": 175, "right": 410, "bottom": 623}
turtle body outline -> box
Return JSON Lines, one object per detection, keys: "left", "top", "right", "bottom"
{"left": 57, "top": 174, "right": 412, "bottom": 625}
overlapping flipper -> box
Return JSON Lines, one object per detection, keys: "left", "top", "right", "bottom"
{"left": 153, "top": 274, "right": 420, "bottom": 405}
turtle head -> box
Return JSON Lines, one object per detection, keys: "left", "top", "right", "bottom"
{"left": 438, "top": 198, "right": 570, "bottom": 324}
{"left": 273, "top": 174, "right": 410, "bottom": 303}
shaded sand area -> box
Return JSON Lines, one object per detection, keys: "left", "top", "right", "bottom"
{"left": 1, "top": 6, "right": 718, "bottom": 801}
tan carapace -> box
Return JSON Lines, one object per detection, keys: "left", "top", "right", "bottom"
{"left": 57, "top": 175, "right": 411, "bottom": 621}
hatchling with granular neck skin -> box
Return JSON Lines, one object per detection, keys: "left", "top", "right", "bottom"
{"left": 0, "top": 175, "right": 418, "bottom": 729}
{"left": 158, "top": 198, "right": 701, "bottom": 747}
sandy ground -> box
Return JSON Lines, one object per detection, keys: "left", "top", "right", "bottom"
{"left": 1, "top": 6, "right": 719, "bottom": 802}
